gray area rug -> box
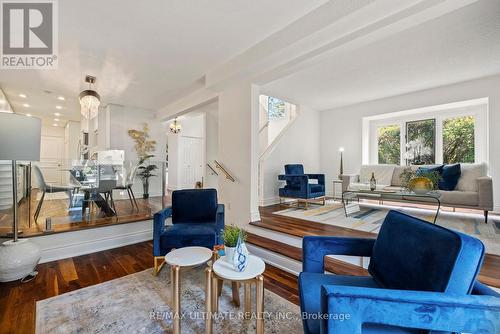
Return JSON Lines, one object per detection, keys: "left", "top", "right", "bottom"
{"left": 36, "top": 265, "right": 302, "bottom": 333}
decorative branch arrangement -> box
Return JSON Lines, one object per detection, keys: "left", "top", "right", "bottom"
{"left": 128, "top": 123, "right": 157, "bottom": 198}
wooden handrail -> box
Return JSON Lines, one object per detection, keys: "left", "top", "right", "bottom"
{"left": 206, "top": 163, "right": 219, "bottom": 176}
{"left": 214, "top": 160, "right": 235, "bottom": 182}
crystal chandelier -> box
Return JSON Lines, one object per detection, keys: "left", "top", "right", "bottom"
{"left": 169, "top": 118, "right": 181, "bottom": 134}
{"left": 79, "top": 75, "right": 100, "bottom": 119}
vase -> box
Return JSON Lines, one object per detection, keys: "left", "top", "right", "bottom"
{"left": 142, "top": 179, "right": 149, "bottom": 199}
{"left": 409, "top": 177, "right": 433, "bottom": 194}
{"left": 0, "top": 239, "right": 41, "bottom": 282}
{"left": 224, "top": 246, "right": 235, "bottom": 263}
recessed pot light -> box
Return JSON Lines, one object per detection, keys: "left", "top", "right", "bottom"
{"left": 26, "top": 114, "right": 32, "bottom": 117}
{"left": 57, "top": 96, "right": 65, "bottom": 101}
{"left": 55, "top": 105, "right": 62, "bottom": 109}
{"left": 54, "top": 112, "right": 61, "bottom": 116}
{"left": 54, "top": 118, "right": 60, "bottom": 122}
{"left": 52, "top": 123, "right": 58, "bottom": 127}
{"left": 19, "top": 94, "right": 27, "bottom": 98}
{"left": 22, "top": 103, "right": 30, "bottom": 107}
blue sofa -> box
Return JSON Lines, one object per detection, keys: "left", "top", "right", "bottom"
{"left": 299, "top": 210, "right": 500, "bottom": 334}
{"left": 278, "top": 164, "right": 326, "bottom": 208}
{"left": 153, "top": 188, "right": 224, "bottom": 275}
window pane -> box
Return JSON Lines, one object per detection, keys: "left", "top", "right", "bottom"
{"left": 378, "top": 125, "right": 401, "bottom": 164}
{"left": 443, "top": 116, "right": 475, "bottom": 164}
{"left": 267, "top": 96, "right": 285, "bottom": 120}
{"left": 406, "top": 119, "right": 435, "bottom": 165}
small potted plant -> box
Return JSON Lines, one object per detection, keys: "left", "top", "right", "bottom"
{"left": 221, "top": 225, "right": 247, "bottom": 263}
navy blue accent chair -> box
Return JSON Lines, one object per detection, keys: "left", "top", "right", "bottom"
{"left": 299, "top": 210, "right": 500, "bottom": 334}
{"left": 278, "top": 164, "right": 325, "bottom": 208}
{"left": 153, "top": 188, "right": 224, "bottom": 274}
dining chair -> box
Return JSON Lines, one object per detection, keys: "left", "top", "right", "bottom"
{"left": 113, "top": 165, "right": 138, "bottom": 211}
{"left": 32, "top": 165, "right": 78, "bottom": 222}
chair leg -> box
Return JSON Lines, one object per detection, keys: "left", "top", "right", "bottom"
{"left": 484, "top": 210, "right": 488, "bottom": 224}
{"left": 126, "top": 188, "right": 134, "bottom": 209}
{"left": 109, "top": 191, "right": 117, "bottom": 216}
{"left": 153, "top": 256, "right": 166, "bottom": 276}
{"left": 129, "top": 186, "right": 138, "bottom": 210}
{"left": 34, "top": 191, "right": 45, "bottom": 222}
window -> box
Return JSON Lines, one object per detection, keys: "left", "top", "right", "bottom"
{"left": 267, "top": 96, "right": 286, "bottom": 120}
{"left": 443, "top": 116, "right": 475, "bottom": 164}
{"left": 365, "top": 98, "right": 488, "bottom": 166}
{"left": 405, "top": 119, "right": 435, "bottom": 165}
{"left": 377, "top": 125, "right": 400, "bottom": 164}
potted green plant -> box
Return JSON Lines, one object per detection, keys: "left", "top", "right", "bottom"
{"left": 220, "top": 225, "right": 247, "bottom": 263}
{"left": 128, "top": 123, "right": 157, "bottom": 199}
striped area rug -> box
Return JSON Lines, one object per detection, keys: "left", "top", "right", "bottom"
{"left": 274, "top": 200, "right": 500, "bottom": 256}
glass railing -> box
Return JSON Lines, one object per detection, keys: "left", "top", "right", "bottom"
{"left": 0, "top": 159, "right": 167, "bottom": 237}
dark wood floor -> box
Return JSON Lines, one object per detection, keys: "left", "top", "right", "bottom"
{"left": 0, "top": 189, "right": 170, "bottom": 237}
{"left": 0, "top": 241, "right": 299, "bottom": 334}
{"left": 251, "top": 203, "right": 500, "bottom": 288}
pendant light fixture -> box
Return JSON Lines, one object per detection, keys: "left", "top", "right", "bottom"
{"left": 79, "top": 75, "right": 100, "bottom": 119}
{"left": 169, "top": 117, "right": 181, "bottom": 134}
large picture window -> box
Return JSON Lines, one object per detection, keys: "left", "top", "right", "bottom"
{"left": 365, "top": 98, "right": 488, "bottom": 166}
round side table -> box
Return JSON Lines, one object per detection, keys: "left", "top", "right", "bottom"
{"left": 207, "top": 255, "right": 266, "bottom": 334}
{"left": 164, "top": 246, "right": 213, "bottom": 334}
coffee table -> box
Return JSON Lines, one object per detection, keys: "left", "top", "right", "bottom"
{"left": 206, "top": 255, "right": 266, "bottom": 334}
{"left": 164, "top": 246, "right": 213, "bottom": 334}
{"left": 342, "top": 189, "right": 442, "bottom": 223}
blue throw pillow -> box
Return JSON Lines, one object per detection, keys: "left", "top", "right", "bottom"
{"left": 438, "top": 164, "right": 461, "bottom": 191}
{"left": 416, "top": 165, "right": 444, "bottom": 176}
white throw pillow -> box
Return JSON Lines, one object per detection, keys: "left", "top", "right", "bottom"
{"left": 456, "top": 162, "right": 488, "bottom": 192}
{"left": 359, "top": 164, "right": 396, "bottom": 186}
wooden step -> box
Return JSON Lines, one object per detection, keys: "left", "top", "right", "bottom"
{"left": 246, "top": 232, "right": 369, "bottom": 276}
{"left": 251, "top": 204, "right": 500, "bottom": 288}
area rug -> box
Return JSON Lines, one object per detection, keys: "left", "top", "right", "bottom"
{"left": 36, "top": 265, "right": 302, "bottom": 334}
{"left": 274, "top": 200, "right": 500, "bottom": 256}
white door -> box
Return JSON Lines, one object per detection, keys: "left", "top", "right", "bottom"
{"left": 179, "top": 137, "right": 203, "bottom": 189}
{"left": 38, "top": 136, "right": 64, "bottom": 185}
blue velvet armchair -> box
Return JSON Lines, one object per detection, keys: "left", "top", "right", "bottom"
{"left": 278, "top": 164, "right": 326, "bottom": 208}
{"left": 299, "top": 210, "right": 500, "bottom": 334}
{"left": 153, "top": 188, "right": 224, "bottom": 275}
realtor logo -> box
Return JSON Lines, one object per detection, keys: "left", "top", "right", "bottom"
{"left": 1, "top": 0, "right": 58, "bottom": 69}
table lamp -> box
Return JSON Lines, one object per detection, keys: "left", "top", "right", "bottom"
{"left": 0, "top": 113, "right": 42, "bottom": 282}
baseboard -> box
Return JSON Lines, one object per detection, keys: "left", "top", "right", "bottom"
{"left": 250, "top": 210, "right": 261, "bottom": 222}
{"left": 29, "top": 220, "right": 153, "bottom": 263}
{"left": 260, "top": 196, "right": 280, "bottom": 207}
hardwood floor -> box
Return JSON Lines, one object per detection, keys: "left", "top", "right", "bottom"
{"left": 0, "top": 190, "right": 170, "bottom": 237}
{"left": 0, "top": 241, "right": 300, "bottom": 334}
{"left": 252, "top": 203, "right": 500, "bottom": 288}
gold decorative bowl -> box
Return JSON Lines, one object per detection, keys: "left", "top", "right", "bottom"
{"left": 409, "top": 177, "right": 433, "bottom": 194}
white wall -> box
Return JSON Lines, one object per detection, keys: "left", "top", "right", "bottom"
{"left": 218, "top": 83, "right": 260, "bottom": 224}
{"left": 107, "top": 105, "right": 167, "bottom": 197}
{"left": 320, "top": 74, "right": 500, "bottom": 212}
{"left": 167, "top": 113, "right": 205, "bottom": 190}
{"left": 205, "top": 102, "right": 219, "bottom": 189}
{"left": 260, "top": 105, "right": 321, "bottom": 205}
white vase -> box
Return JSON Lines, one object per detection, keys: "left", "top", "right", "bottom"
{"left": 224, "top": 246, "right": 235, "bottom": 263}
{"left": 0, "top": 239, "right": 41, "bottom": 282}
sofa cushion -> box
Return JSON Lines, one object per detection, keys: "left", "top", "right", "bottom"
{"left": 438, "top": 164, "right": 461, "bottom": 191}
{"left": 360, "top": 164, "right": 396, "bottom": 186}
{"left": 456, "top": 163, "right": 488, "bottom": 192}
{"left": 438, "top": 190, "right": 478, "bottom": 206}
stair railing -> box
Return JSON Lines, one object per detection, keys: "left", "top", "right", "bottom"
{"left": 214, "top": 160, "right": 235, "bottom": 182}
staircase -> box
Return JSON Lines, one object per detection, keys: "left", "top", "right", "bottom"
{"left": 0, "top": 161, "right": 13, "bottom": 210}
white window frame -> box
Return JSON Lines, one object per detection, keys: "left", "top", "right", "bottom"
{"left": 362, "top": 98, "right": 488, "bottom": 165}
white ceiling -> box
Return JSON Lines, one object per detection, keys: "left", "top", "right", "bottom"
{"left": 0, "top": 0, "right": 327, "bottom": 125}
{"left": 262, "top": 0, "right": 500, "bottom": 111}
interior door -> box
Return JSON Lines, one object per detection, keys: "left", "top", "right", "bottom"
{"left": 180, "top": 136, "right": 203, "bottom": 189}
{"left": 38, "top": 136, "right": 64, "bottom": 185}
